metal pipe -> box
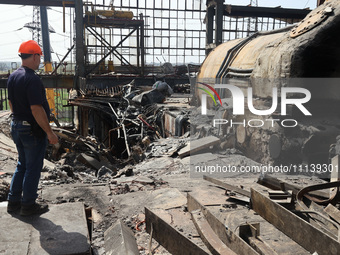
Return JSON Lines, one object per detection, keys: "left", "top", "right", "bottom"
{"left": 227, "top": 67, "right": 253, "bottom": 73}
{"left": 225, "top": 72, "right": 252, "bottom": 78}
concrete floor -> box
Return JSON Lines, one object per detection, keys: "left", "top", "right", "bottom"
{"left": 0, "top": 202, "right": 91, "bottom": 255}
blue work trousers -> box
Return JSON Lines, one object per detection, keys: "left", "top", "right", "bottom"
{"left": 8, "top": 121, "right": 47, "bottom": 205}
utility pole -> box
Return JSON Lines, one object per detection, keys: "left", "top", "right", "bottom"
{"left": 24, "top": 6, "right": 55, "bottom": 67}
{"left": 24, "top": 6, "right": 42, "bottom": 45}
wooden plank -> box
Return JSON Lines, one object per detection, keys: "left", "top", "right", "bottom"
{"left": 191, "top": 209, "right": 237, "bottom": 255}
{"left": 324, "top": 204, "right": 340, "bottom": 224}
{"left": 251, "top": 188, "right": 340, "bottom": 255}
{"left": 178, "top": 136, "right": 220, "bottom": 158}
{"left": 187, "top": 193, "right": 259, "bottom": 255}
{"left": 204, "top": 175, "right": 251, "bottom": 197}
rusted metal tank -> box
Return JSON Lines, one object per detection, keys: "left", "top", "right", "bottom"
{"left": 196, "top": 0, "right": 340, "bottom": 166}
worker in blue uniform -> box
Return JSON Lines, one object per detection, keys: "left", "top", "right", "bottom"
{"left": 7, "top": 40, "right": 58, "bottom": 216}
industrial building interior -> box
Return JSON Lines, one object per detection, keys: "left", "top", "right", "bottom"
{"left": 1, "top": 0, "right": 340, "bottom": 254}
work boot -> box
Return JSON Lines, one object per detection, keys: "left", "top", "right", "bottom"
{"left": 20, "top": 202, "right": 49, "bottom": 216}
{"left": 7, "top": 201, "right": 21, "bottom": 213}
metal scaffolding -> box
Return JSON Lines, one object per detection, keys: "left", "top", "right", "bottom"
{"left": 112, "top": 0, "right": 207, "bottom": 66}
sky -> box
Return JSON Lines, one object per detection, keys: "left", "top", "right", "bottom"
{"left": 0, "top": 0, "right": 317, "bottom": 64}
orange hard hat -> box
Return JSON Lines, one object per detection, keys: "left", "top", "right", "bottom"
{"left": 18, "top": 40, "right": 43, "bottom": 55}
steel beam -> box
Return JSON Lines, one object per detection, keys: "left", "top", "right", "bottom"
{"left": 1, "top": 74, "right": 189, "bottom": 90}
{"left": 257, "top": 175, "right": 329, "bottom": 199}
{"left": 203, "top": 175, "right": 251, "bottom": 197}
{"left": 187, "top": 193, "right": 259, "bottom": 255}
{"left": 224, "top": 5, "right": 310, "bottom": 20}
{"left": 139, "top": 13, "right": 145, "bottom": 76}
{"left": 251, "top": 188, "right": 340, "bottom": 255}
{"left": 145, "top": 207, "right": 210, "bottom": 255}
{"left": 325, "top": 204, "right": 340, "bottom": 224}
{"left": 84, "top": 15, "right": 143, "bottom": 28}
{"left": 214, "top": 0, "right": 223, "bottom": 46}
{"left": 191, "top": 209, "right": 237, "bottom": 255}
{"left": 40, "top": 6, "right": 52, "bottom": 65}
{"left": 206, "top": 6, "right": 214, "bottom": 56}
{"left": 1, "top": 76, "right": 73, "bottom": 89}
{"left": 75, "top": 0, "right": 85, "bottom": 88}
{"left": 0, "top": 0, "right": 74, "bottom": 7}
{"left": 41, "top": 75, "right": 74, "bottom": 88}
{"left": 239, "top": 223, "right": 279, "bottom": 255}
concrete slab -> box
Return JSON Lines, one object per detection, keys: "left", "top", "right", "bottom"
{"left": 148, "top": 188, "right": 187, "bottom": 210}
{"left": 113, "top": 188, "right": 187, "bottom": 218}
{"left": 178, "top": 136, "right": 220, "bottom": 158}
{"left": 0, "top": 242, "right": 30, "bottom": 255}
{"left": 42, "top": 184, "right": 111, "bottom": 212}
{"left": 0, "top": 202, "right": 91, "bottom": 255}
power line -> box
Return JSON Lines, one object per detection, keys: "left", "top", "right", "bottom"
{"left": 0, "top": 16, "right": 30, "bottom": 25}
{"left": 2, "top": 5, "right": 25, "bottom": 12}
{"left": 55, "top": 32, "right": 71, "bottom": 38}
{"left": 0, "top": 28, "right": 23, "bottom": 35}
{"left": 0, "top": 41, "right": 25, "bottom": 47}
{"left": 304, "top": 0, "right": 310, "bottom": 8}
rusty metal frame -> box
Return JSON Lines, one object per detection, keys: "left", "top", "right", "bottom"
{"left": 257, "top": 175, "right": 329, "bottom": 199}
{"left": 203, "top": 175, "right": 251, "bottom": 197}
{"left": 293, "top": 209, "right": 340, "bottom": 241}
{"left": 191, "top": 209, "right": 237, "bottom": 255}
{"left": 187, "top": 192, "right": 259, "bottom": 255}
{"left": 145, "top": 207, "right": 210, "bottom": 255}
{"left": 296, "top": 180, "right": 340, "bottom": 207}
{"left": 239, "top": 223, "right": 279, "bottom": 255}
{"left": 251, "top": 188, "right": 340, "bottom": 255}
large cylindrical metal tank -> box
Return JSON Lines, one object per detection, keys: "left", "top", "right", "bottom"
{"left": 195, "top": 0, "right": 340, "bottom": 166}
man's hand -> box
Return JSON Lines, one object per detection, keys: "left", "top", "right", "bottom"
{"left": 31, "top": 105, "right": 58, "bottom": 144}
{"left": 47, "top": 131, "right": 59, "bottom": 144}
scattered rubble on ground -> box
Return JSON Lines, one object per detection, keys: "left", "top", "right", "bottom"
{"left": 0, "top": 82, "right": 340, "bottom": 255}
